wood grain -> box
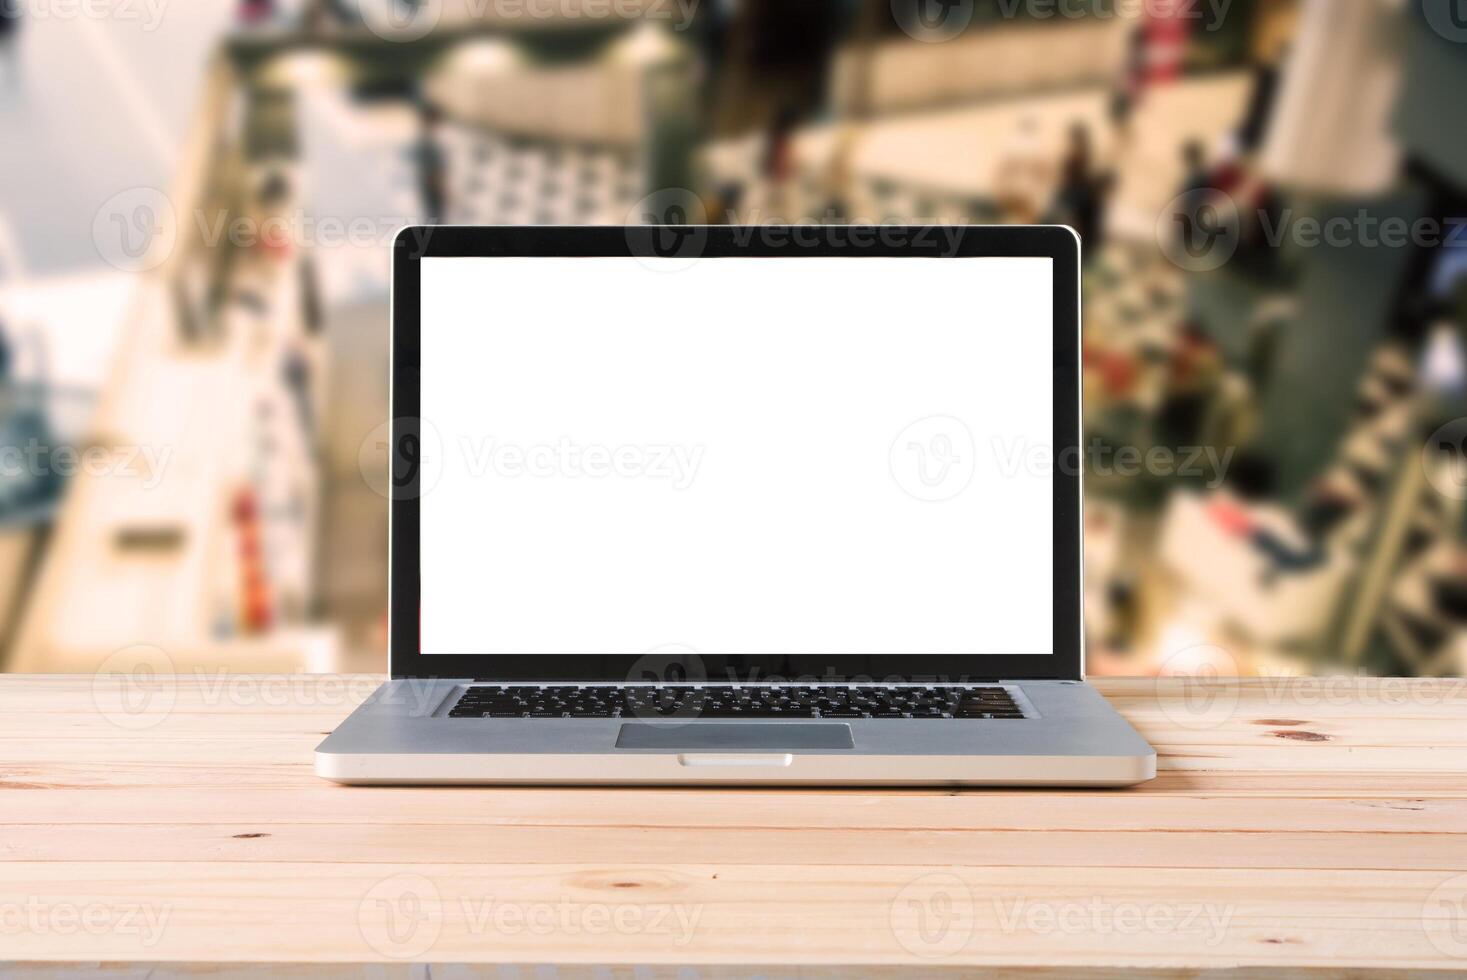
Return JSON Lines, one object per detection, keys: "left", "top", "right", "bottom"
{"left": 2, "top": 675, "right": 1466, "bottom": 976}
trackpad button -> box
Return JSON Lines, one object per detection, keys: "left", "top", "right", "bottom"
{"left": 615, "top": 723, "right": 854, "bottom": 750}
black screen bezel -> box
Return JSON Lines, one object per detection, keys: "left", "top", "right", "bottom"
{"left": 390, "top": 225, "right": 1082, "bottom": 682}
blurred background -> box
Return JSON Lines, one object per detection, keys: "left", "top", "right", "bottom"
{"left": 1, "top": 0, "right": 1465, "bottom": 678}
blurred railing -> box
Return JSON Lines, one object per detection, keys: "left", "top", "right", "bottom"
{"left": 829, "top": 17, "right": 1129, "bottom": 117}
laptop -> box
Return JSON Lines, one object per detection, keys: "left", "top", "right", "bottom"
{"left": 315, "top": 224, "right": 1156, "bottom": 786}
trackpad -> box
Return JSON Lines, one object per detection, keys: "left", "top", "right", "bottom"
{"left": 615, "top": 723, "right": 854, "bottom": 750}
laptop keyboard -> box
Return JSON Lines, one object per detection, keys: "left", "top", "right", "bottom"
{"left": 447, "top": 685, "right": 1026, "bottom": 720}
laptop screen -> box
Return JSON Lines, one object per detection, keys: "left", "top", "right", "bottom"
{"left": 416, "top": 255, "right": 1054, "bottom": 657}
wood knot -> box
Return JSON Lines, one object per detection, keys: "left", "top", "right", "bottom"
{"left": 1270, "top": 730, "right": 1330, "bottom": 742}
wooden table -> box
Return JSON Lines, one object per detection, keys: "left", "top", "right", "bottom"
{"left": 4, "top": 675, "right": 1467, "bottom": 977}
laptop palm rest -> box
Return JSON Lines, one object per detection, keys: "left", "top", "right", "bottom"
{"left": 615, "top": 723, "right": 854, "bottom": 751}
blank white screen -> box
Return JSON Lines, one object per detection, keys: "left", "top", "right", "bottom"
{"left": 419, "top": 256, "right": 1053, "bottom": 655}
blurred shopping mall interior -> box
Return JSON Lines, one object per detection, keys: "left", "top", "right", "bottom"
{"left": 0, "top": 0, "right": 1465, "bottom": 678}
